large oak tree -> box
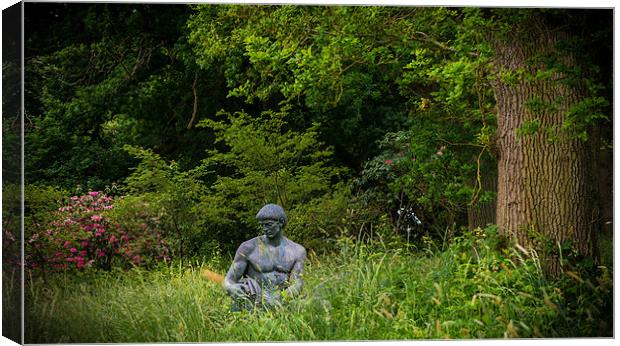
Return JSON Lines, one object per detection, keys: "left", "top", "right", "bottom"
{"left": 486, "top": 10, "right": 612, "bottom": 274}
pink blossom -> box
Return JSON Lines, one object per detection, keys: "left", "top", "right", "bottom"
{"left": 104, "top": 205, "right": 113, "bottom": 210}
{"left": 63, "top": 241, "right": 72, "bottom": 248}
{"left": 109, "top": 235, "right": 117, "bottom": 243}
{"left": 385, "top": 159, "right": 393, "bottom": 165}
{"left": 76, "top": 261, "right": 84, "bottom": 269}
{"left": 81, "top": 241, "right": 88, "bottom": 247}
{"left": 70, "top": 247, "right": 78, "bottom": 253}
{"left": 89, "top": 191, "right": 100, "bottom": 197}
{"left": 97, "top": 250, "right": 106, "bottom": 258}
{"left": 80, "top": 250, "right": 88, "bottom": 256}
{"left": 91, "top": 215, "right": 102, "bottom": 222}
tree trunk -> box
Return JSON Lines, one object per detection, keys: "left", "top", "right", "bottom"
{"left": 490, "top": 19, "right": 599, "bottom": 275}
{"left": 467, "top": 169, "right": 497, "bottom": 230}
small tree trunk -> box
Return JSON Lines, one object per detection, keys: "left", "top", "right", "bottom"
{"left": 490, "top": 18, "right": 599, "bottom": 275}
{"left": 467, "top": 169, "right": 497, "bottom": 230}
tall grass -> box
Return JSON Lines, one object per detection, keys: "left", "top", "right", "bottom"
{"left": 24, "top": 229, "right": 612, "bottom": 342}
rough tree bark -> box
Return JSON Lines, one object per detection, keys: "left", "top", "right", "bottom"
{"left": 489, "top": 18, "right": 600, "bottom": 275}
{"left": 467, "top": 170, "right": 497, "bottom": 230}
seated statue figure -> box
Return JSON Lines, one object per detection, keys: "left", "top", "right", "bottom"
{"left": 223, "top": 204, "right": 307, "bottom": 310}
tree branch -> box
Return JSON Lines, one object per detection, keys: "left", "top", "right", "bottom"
{"left": 186, "top": 71, "right": 199, "bottom": 130}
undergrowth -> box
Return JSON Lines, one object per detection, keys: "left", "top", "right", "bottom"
{"left": 24, "top": 227, "right": 612, "bottom": 342}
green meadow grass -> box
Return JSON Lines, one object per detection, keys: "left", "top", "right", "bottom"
{"left": 23, "top": 234, "right": 612, "bottom": 342}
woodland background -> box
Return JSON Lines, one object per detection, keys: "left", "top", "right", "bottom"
{"left": 2, "top": 4, "right": 614, "bottom": 342}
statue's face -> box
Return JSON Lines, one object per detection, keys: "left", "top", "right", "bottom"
{"left": 259, "top": 219, "right": 282, "bottom": 239}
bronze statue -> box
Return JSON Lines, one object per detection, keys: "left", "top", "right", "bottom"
{"left": 223, "top": 204, "right": 306, "bottom": 310}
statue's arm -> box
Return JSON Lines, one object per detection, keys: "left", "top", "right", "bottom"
{"left": 284, "top": 247, "right": 307, "bottom": 298}
{"left": 223, "top": 242, "right": 252, "bottom": 297}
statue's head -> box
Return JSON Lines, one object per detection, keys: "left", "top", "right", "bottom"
{"left": 256, "top": 204, "right": 287, "bottom": 239}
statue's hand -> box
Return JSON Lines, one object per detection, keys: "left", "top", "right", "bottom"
{"left": 227, "top": 283, "right": 246, "bottom": 299}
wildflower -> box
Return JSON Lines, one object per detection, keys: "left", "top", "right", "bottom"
{"left": 91, "top": 215, "right": 102, "bottom": 222}
{"left": 63, "top": 241, "right": 71, "bottom": 248}
{"left": 385, "top": 159, "right": 393, "bottom": 165}
{"left": 89, "top": 191, "right": 100, "bottom": 197}
{"left": 436, "top": 145, "right": 446, "bottom": 156}
{"left": 80, "top": 250, "right": 88, "bottom": 256}
{"left": 81, "top": 241, "right": 88, "bottom": 247}
{"left": 70, "top": 247, "right": 78, "bottom": 253}
{"left": 97, "top": 250, "right": 106, "bottom": 258}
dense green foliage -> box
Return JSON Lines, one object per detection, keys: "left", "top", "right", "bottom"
{"left": 24, "top": 5, "right": 611, "bottom": 247}
{"left": 15, "top": 4, "right": 613, "bottom": 341}
{"left": 24, "top": 230, "right": 612, "bottom": 342}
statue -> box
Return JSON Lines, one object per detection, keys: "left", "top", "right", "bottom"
{"left": 223, "top": 204, "right": 307, "bottom": 311}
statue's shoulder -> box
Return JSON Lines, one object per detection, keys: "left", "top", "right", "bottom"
{"left": 237, "top": 237, "right": 260, "bottom": 254}
{"left": 284, "top": 237, "right": 306, "bottom": 258}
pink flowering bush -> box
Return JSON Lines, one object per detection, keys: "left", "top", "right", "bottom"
{"left": 26, "top": 192, "right": 170, "bottom": 272}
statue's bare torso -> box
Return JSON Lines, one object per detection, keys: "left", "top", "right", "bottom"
{"left": 239, "top": 235, "right": 305, "bottom": 291}
{"left": 223, "top": 205, "right": 306, "bottom": 310}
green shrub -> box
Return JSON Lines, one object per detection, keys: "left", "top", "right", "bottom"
{"left": 195, "top": 109, "right": 349, "bottom": 252}
{"left": 3, "top": 183, "right": 67, "bottom": 271}
{"left": 286, "top": 185, "right": 352, "bottom": 251}
{"left": 121, "top": 145, "right": 210, "bottom": 258}
{"left": 355, "top": 128, "right": 496, "bottom": 243}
